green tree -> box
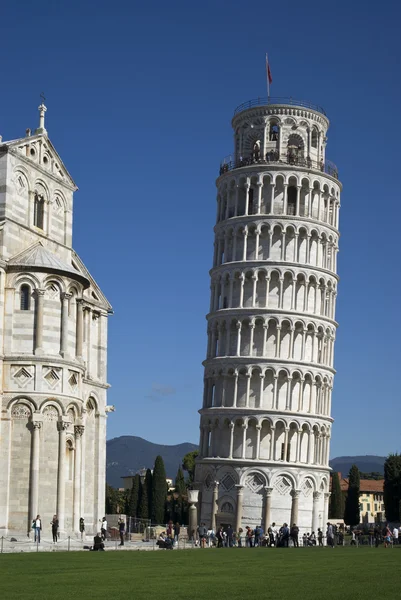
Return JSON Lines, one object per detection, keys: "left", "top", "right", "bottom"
{"left": 175, "top": 467, "right": 186, "bottom": 494}
{"left": 329, "top": 472, "right": 344, "bottom": 519}
{"left": 152, "top": 455, "right": 167, "bottom": 524}
{"left": 139, "top": 469, "right": 153, "bottom": 520}
{"left": 182, "top": 450, "right": 199, "bottom": 484}
{"left": 344, "top": 465, "right": 360, "bottom": 527}
{"left": 384, "top": 454, "right": 401, "bottom": 522}
{"left": 127, "top": 474, "right": 141, "bottom": 517}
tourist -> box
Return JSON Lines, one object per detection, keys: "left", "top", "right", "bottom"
{"left": 237, "top": 527, "right": 243, "bottom": 547}
{"left": 216, "top": 526, "right": 224, "bottom": 548}
{"left": 118, "top": 517, "right": 125, "bottom": 546}
{"left": 383, "top": 525, "right": 392, "bottom": 548}
{"left": 290, "top": 523, "right": 299, "bottom": 547}
{"left": 309, "top": 531, "right": 316, "bottom": 546}
{"left": 173, "top": 522, "right": 180, "bottom": 545}
{"left": 393, "top": 526, "right": 399, "bottom": 545}
{"left": 254, "top": 525, "right": 261, "bottom": 547}
{"left": 302, "top": 533, "right": 308, "bottom": 547}
{"left": 317, "top": 528, "right": 323, "bottom": 547}
{"left": 79, "top": 517, "right": 85, "bottom": 540}
{"left": 279, "top": 523, "right": 290, "bottom": 547}
{"left": 100, "top": 517, "right": 107, "bottom": 541}
{"left": 374, "top": 525, "right": 381, "bottom": 548}
{"left": 197, "top": 523, "right": 207, "bottom": 548}
{"left": 246, "top": 526, "right": 254, "bottom": 547}
{"left": 271, "top": 522, "right": 278, "bottom": 546}
{"left": 33, "top": 514, "right": 41, "bottom": 543}
{"left": 326, "top": 523, "right": 334, "bottom": 548}
{"left": 268, "top": 527, "right": 275, "bottom": 547}
{"left": 92, "top": 532, "right": 105, "bottom": 551}
{"left": 226, "top": 524, "right": 234, "bottom": 547}
{"left": 50, "top": 514, "right": 59, "bottom": 544}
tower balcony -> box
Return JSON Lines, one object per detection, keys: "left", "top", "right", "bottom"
{"left": 233, "top": 96, "right": 327, "bottom": 117}
{"left": 219, "top": 153, "right": 339, "bottom": 180}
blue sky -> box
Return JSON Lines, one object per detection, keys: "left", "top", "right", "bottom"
{"left": 1, "top": 0, "right": 400, "bottom": 458}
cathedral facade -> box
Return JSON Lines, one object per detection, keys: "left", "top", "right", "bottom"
{"left": 195, "top": 97, "right": 341, "bottom": 536}
{"left": 0, "top": 104, "right": 112, "bottom": 535}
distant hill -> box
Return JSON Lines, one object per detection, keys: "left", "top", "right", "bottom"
{"left": 106, "top": 437, "right": 387, "bottom": 489}
{"left": 106, "top": 436, "right": 198, "bottom": 488}
{"left": 329, "top": 455, "right": 386, "bottom": 477}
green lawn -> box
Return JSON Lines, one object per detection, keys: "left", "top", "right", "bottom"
{"left": 0, "top": 547, "right": 400, "bottom": 600}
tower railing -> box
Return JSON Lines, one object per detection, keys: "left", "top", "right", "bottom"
{"left": 219, "top": 153, "right": 339, "bottom": 179}
{"left": 233, "top": 97, "right": 327, "bottom": 116}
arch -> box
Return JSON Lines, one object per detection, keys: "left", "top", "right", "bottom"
{"left": 19, "top": 284, "right": 31, "bottom": 310}
{"left": 240, "top": 467, "right": 269, "bottom": 488}
{"left": 7, "top": 395, "right": 38, "bottom": 413}
{"left": 39, "top": 398, "right": 64, "bottom": 415}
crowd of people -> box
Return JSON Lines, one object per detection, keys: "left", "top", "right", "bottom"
{"left": 191, "top": 522, "right": 401, "bottom": 549}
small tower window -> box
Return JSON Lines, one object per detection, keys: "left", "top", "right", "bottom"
{"left": 34, "top": 193, "right": 44, "bottom": 229}
{"left": 311, "top": 128, "right": 318, "bottom": 148}
{"left": 269, "top": 123, "right": 279, "bottom": 141}
{"left": 248, "top": 188, "right": 254, "bottom": 214}
{"left": 20, "top": 285, "right": 31, "bottom": 310}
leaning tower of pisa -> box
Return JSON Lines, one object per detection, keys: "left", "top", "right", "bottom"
{"left": 194, "top": 97, "right": 341, "bottom": 536}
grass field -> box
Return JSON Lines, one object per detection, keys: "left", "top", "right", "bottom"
{"left": 0, "top": 546, "right": 399, "bottom": 600}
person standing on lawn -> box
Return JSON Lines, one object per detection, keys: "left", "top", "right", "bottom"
{"left": 51, "top": 515, "right": 59, "bottom": 544}
{"left": 79, "top": 517, "right": 85, "bottom": 540}
{"left": 326, "top": 523, "right": 334, "bottom": 548}
{"left": 174, "top": 522, "right": 180, "bottom": 545}
{"left": 118, "top": 517, "right": 125, "bottom": 546}
{"left": 290, "top": 523, "right": 299, "bottom": 547}
{"left": 226, "top": 524, "right": 234, "bottom": 547}
{"left": 317, "top": 528, "right": 323, "bottom": 546}
{"left": 101, "top": 517, "right": 107, "bottom": 541}
{"left": 33, "top": 515, "right": 42, "bottom": 543}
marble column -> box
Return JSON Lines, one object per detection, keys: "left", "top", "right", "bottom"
{"left": 235, "top": 485, "right": 244, "bottom": 532}
{"left": 211, "top": 482, "right": 219, "bottom": 531}
{"left": 263, "top": 487, "right": 273, "bottom": 530}
{"left": 60, "top": 292, "right": 72, "bottom": 357}
{"left": 73, "top": 425, "right": 84, "bottom": 531}
{"left": 29, "top": 419, "right": 42, "bottom": 521}
{"left": 323, "top": 492, "right": 331, "bottom": 537}
{"left": 228, "top": 423, "right": 234, "bottom": 459}
{"left": 75, "top": 299, "right": 84, "bottom": 359}
{"left": 34, "top": 289, "right": 46, "bottom": 355}
{"left": 57, "top": 420, "right": 68, "bottom": 531}
{"left": 312, "top": 491, "right": 321, "bottom": 534}
{"left": 290, "top": 490, "right": 301, "bottom": 525}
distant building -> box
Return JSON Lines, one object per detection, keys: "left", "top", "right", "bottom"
{"left": 340, "top": 477, "right": 385, "bottom": 524}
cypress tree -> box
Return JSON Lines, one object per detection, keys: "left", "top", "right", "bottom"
{"left": 139, "top": 469, "right": 153, "bottom": 520}
{"left": 152, "top": 455, "right": 167, "bottom": 524}
{"left": 344, "top": 465, "right": 360, "bottom": 527}
{"left": 175, "top": 467, "right": 186, "bottom": 494}
{"left": 329, "top": 472, "right": 344, "bottom": 519}
{"left": 128, "top": 474, "right": 141, "bottom": 518}
{"left": 384, "top": 454, "right": 401, "bottom": 522}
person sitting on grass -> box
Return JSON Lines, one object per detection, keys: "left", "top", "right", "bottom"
{"left": 91, "top": 533, "right": 105, "bottom": 551}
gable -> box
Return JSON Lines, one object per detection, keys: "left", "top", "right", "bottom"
{"left": 71, "top": 251, "right": 113, "bottom": 313}
{"left": 3, "top": 134, "right": 77, "bottom": 190}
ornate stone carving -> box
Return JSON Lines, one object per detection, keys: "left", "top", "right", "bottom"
{"left": 11, "top": 403, "right": 31, "bottom": 419}
{"left": 74, "top": 425, "right": 85, "bottom": 438}
{"left": 220, "top": 473, "right": 235, "bottom": 492}
{"left": 43, "top": 406, "right": 59, "bottom": 421}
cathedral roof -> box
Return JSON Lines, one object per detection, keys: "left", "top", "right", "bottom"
{"left": 7, "top": 242, "right": 90, "bottom": 287}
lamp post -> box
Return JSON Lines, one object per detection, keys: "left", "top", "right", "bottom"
{"left": 188, "top": 490, "right": 199, "bottom": 543}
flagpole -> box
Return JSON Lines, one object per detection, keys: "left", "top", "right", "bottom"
{"left": 266, "top": 53, "right": 270, "bottom": 101}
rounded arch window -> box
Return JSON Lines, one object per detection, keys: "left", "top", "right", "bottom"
{"left": 20, "top": 284, "right": 31, "bottom": 310}
{"left": 34, "top": 193, "right": 45, "bottom": 229}
{"left": 269, "top": 122, "right": 279, "bottom": 141}
{"left": 311, "top": 128, "right": 318, "bottom": 148}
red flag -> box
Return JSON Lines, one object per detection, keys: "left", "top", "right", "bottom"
{"left": 266, "top": 55, "right": 273, "bottom": 84}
